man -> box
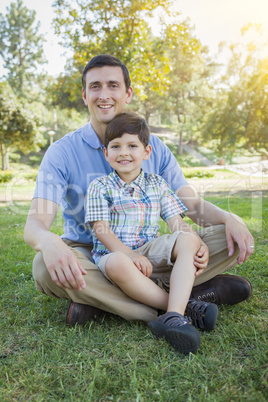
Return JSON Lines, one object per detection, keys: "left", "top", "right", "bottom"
{"left": 24, "top": 54, "right": 254, "bottom": 326}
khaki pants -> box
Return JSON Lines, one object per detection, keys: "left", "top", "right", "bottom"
{"left": 32, "top": 224, "right": 239, "bottom": 323}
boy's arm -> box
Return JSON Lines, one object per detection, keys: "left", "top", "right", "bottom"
{"left": 166, "top": 214, "right": 209, "bottom": 276}
{"left": 93, "top": 221, "right": 153, "bottom": 277}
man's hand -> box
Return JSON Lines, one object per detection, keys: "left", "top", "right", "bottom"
{"left": 42, "top": 234, "right": 87, "bottom": 291}
{"left": 194, "top": 243, "right": 209, "bottom": 276}
{"left": 225, "top": 213, "right": 255, "bottom": 265}
{"left": 128, "top": 253, "right": 153, "bottom": 277}
{"left": 24, "top": 198, "right": 87, "bottom": 291}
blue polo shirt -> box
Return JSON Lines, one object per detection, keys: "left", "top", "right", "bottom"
{"left": 33, "top": 122, "right": 188, "bottom": 244}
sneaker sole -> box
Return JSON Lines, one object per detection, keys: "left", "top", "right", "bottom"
{"left": 148, "top": 321, "right": 201, "bottom": 355}
{"left": 165, "top": 326, "right": 201, "bottom": 355}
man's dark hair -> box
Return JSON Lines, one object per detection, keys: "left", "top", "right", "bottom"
{"left": 82, "top": 54, "right": 131, "bottom": 92}
{"left": 105, "top": 112, "right": 150, "bottom": 148}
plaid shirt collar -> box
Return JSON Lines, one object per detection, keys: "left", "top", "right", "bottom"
{"left": 109, "top": 169, "right": 146, "bottom": 193}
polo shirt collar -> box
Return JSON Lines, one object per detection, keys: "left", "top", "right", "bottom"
{"left": 81, "top": 122, "right": 104, "bottom": 149}
{"left": 109, "top": 170, "right": 146, "bottom": 193}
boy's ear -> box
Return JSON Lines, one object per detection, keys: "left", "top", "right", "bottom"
{"left": 143, "top": 144, "right": 152, "bottom": 160}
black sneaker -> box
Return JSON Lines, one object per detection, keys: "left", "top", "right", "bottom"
{"left": 185, "top": 299, "right": 218, "bottom": 331}
{"left": 148, "top": 311, "right": 201, "bottom": 355}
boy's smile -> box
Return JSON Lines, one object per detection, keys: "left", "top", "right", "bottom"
{"left": 104, "top": 134, "right": 151, "bottom": 183}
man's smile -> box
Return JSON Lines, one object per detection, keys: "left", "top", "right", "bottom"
{"left": 98, "top": 104, "right": 113, "bottom": 109}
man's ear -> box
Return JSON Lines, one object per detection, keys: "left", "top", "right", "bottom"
{"left": 125, "top": 86, "right": 133, "bottom": 105}
{"left": 82, "top": 89, "right": 88, "bottom": 105}
{"left": 103, "top": 147, "right": 108, "bottom": 161}
{"left": 143, "top": 144, "right": 152, "bottom": 160}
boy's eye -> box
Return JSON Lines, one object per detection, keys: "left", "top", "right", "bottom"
{"left": 130, "top": 144, "right": 137, "bottom": 148}
{"left": 111, "top": 145, "right": 119, "bottom": 149}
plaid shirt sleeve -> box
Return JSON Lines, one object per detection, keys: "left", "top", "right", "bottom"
{"left": 84, "top": 177, "right": 111, "bottom": 228}
{"left": 158, "top": 176, "right": 188, "bottom": 221}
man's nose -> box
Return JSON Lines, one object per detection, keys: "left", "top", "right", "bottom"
{"left": 99, "top": 86, "right": 110, "bottom": 100}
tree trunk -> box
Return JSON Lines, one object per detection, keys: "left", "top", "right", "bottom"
{"left": 145, "top": 110, "right": 150, "bottom": 124}
{"left": 0, "top": 144, "right": 9, "bottom": 170}
{"left": 1, "top": 144, "right": 6, "bottom": 171}
{"left": 179, "top": 132, "right": 183, "bottom": 155}
{"left": 6, "top": 148, "right": 10, "bottom": 170}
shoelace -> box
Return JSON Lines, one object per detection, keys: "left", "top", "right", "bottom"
{"left": 196, "top": 292, "right": 216, "bottom": 303}
{"left": 159, "top": 312, "right": 192, "bottom": 327}
{"left": 185, "top": 299, "right": 209, "bottom": 330}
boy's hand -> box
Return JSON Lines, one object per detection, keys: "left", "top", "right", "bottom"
{"left": 194, "top": 243, "right": 209, "bottom": 277}
{"left": 128, "top": 253, "right": 153, "bottom": 277}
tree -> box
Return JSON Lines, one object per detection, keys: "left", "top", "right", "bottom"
{"left": 50, "top": 0, "right": 193, "bottom": 121}
{"left": 0, "top": 82, "right": 46, "bottom": 170}
{"left": 0, "top": 0, "right": 46, "bottom": 97}
{"left": 159, "top": 21, "right": 215, "bottom": 153}
{"left": 201, "top": 25, "right": 268, "bottom": 156}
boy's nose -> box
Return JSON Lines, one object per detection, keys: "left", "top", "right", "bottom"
{"left": 119, "top": 147, "right": 129, "bottom": 155}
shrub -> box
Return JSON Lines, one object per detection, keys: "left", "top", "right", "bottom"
{"left": 0, "top": 171, "right": 14, "bottom": 183}
{"left": 182, "top": 168, "right": 215, "bottom": 179}
{"left": 28, "top": 155, "right": 43, "bottom": 166}
{"left": 23, "top": 171, "right": 38, "bottom": 181}
{"left": 9, "top": 152, "right": 21, "bottom": 162}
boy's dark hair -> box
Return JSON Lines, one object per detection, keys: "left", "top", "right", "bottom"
{"left": 105, "top": 113, "right": 150, "bottom": 148}
{"left": 82, "top": 54, "right": 131, "bottom": 93}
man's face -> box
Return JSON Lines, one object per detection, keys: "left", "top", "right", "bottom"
{"left": 82, "top": 66, "right": 133, "bottom": 131}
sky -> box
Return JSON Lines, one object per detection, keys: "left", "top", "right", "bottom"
{"left": 0, "top": 0, "right": 268, "bottom": 77}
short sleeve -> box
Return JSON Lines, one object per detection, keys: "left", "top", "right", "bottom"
{"left": 85, "top": 178, "right": 110, "bottom": 228}
{"left": 33, "top": 142, "right": 69, "bottom": 205}
{"left": 159, "top": 177, "right": 188, "bottom": 221}
{"left": 149, "top": 135, "right": 188, "bottom": 192}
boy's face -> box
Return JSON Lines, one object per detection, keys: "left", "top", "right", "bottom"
{"left": 104, "top": 133, "right": 152, "bottom": 183}
{"left": 82, "top": 66, "right": 133, "bottom": 132}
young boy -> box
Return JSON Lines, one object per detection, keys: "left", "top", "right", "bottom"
{"left": 85, "top": 112, "right": 218, "bottom": 355}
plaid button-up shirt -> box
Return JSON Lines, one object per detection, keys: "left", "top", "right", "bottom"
{"left": 85, "top": 170, "right": 187, "bottom": 264}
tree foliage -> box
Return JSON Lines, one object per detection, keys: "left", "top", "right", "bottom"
{"left": 50, "top": 0, "right": 200, "bottom": 120}
{"left": 202, "top": 26, "right": 268, "bottom": 155}
{"left": 0, "top": 82, "right": 46, "bottom": 170}
{"left": 0, "top": 0, "right": 46, "bottom": 97}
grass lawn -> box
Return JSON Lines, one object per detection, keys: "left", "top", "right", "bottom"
{"left": 0, "top": 195, "right": 267, "bottom": 401}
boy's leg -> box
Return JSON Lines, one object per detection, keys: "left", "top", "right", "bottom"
{"left": 148, "top": 224, "right": 240, "bottom": 288}
{"left": 167, "top": 232, "right": 200, "bottom": 314}
{"left": 32, "top": 244, "right": 158, "bottom": 322}
{"left": 103, "top": 252, "right": 169, "bottom": 310}
{"left": 140, "top": 224, "right": 250, "bottom": 306}
{"left": 145, "top": 232, "right": 202, "bottom": 355}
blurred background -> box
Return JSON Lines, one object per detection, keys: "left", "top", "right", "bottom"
{"left": 0, "top": 0, "right": 267, "bottom": 172}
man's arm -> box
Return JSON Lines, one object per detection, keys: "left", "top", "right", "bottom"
{"left": 24, "top": 198, "right": 87, "bottom": 290}
{"left": 176, "top": 184, "right": 254, "bottom": 264}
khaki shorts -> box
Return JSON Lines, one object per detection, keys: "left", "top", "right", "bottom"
{"left": 98, "top": 231, "right": 183, "bottom": 283}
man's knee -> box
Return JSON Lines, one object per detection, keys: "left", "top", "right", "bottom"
{"left": 32, "top": 251, "right": 49, "bottom": 285}
{"left": 32, "top": 252, "right": 68, "bottom": 298}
